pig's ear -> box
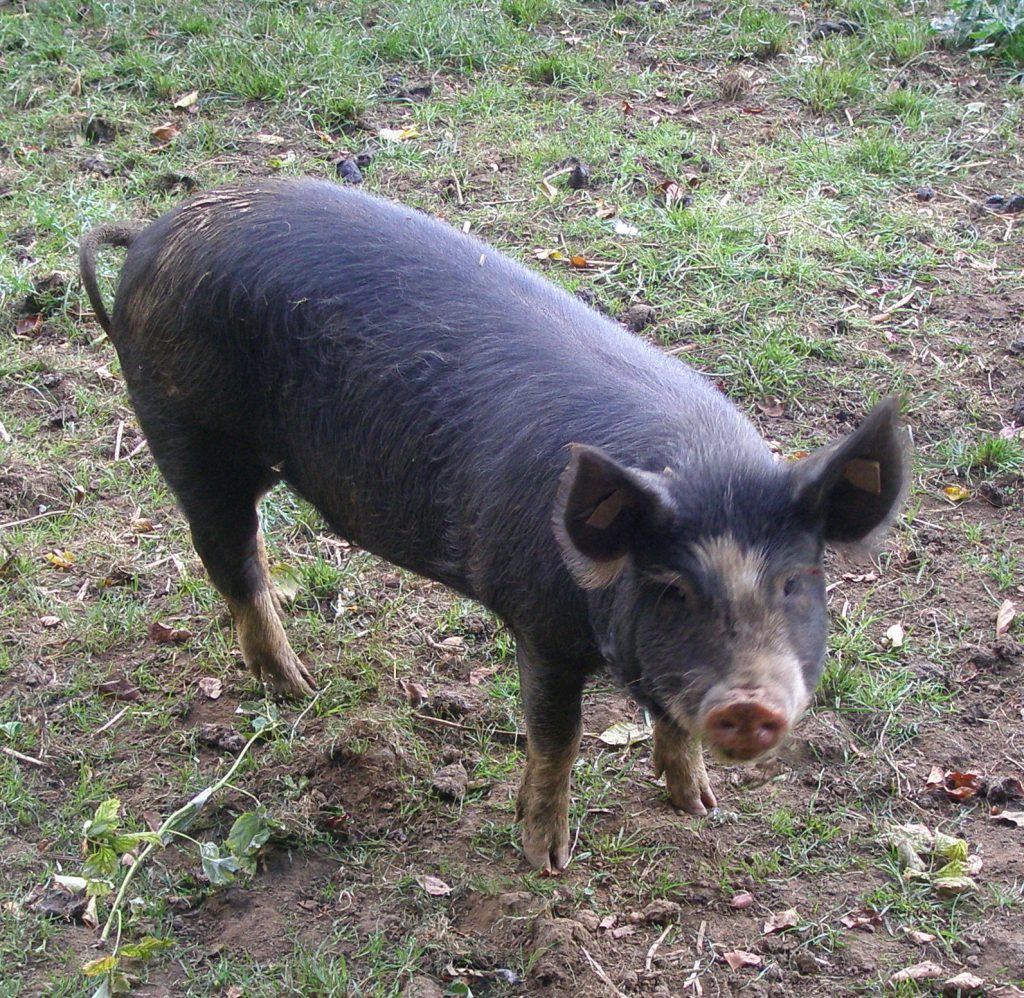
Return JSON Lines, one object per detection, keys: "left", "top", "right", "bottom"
{"left": 554, "top": 444, "right": 676, "bottom": 588}
{"left": 791, "top": 397, "right": 911, "bottom": 547}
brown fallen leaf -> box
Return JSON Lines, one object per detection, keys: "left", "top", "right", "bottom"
{"left": 468, "top": 666, "right": 496, "bottom": 685}
{"left": 903, "top": 928, "right": 937, "bottom": 945}
{"left": 996, "top": 599, "right": 1017, "bottom": 636}
{"left": 840, "top": 907, "right": 882, "bottom": 932}
{"left": 197, "top": 677, "right": 223, "bottom": 700}
{"left": 889, "top": 960, "right": 945, "bottom": 984}
{"left": 723, "top": 950, "right": 762, "bottom": 971}
{"left": 15, "top": 315, "right": 43, "bottom": 336}
{"left": 148, "top": 620, "right": 192, "bottom": 643}
{"left": 569, "top": 254, "right": 590, "bottom": 269}
{"left": 39, "top": 615, "right": 61, "bottom": 628}
{"left": 400, "top": 679, "right": 428, "bottom": 706}
{"left": 98, "top": 677, "right": 142, "bottom": 701}
{"left": 943, "top": 972, "right": 985, "bottom": 996}
{"left": 756, "top": 396, "right": 785, "bottom": 418}
{"left": 926, "top": 768, "right": 984, "bottom": 802}
{"left": 416, "top": 875, "right": 452, "bottom": 896}
{"left": 131, "top": 518, "right": 156, "bottom": 533}
{"left": 762, "top": 907, "right": 799, "bottom": 934}
{"left": 150, "top": 122, "right": 181, "bottom": 144}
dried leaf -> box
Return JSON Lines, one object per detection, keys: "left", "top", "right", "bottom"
{"left": 39, "top": 615, "right": 61, "bottom": 628}
{"left": 885, "top": 623, "right": 904, "bottom": 647}
{"left": 148, "top": 620, "right": 192, "bottom": 644}
{"left": 468, "top": 666, "right": 496, "bottom": 685}
{"left": 131, "top": 518, "right": 156, "bottom": 533}
{"left": 996, "top": 599, "right": 1016, "bottom": 636}
{"left": 762, "top": 907, "right": 799, "bottom": 934}
{"left": 889, "top": 961, "right": 945, "bottom": 984}
{"left": 254, "top": 133, "right": 286, "bottom": 144}
{"left": 904, "top": 928, "right": 936, "bottom": 944}
{"left": 378, "top": 125, "right": 420, "bottom": 142}
{"left": 723, "top": 950, "right": 762, "bottom": 971}
{"left": 401, "top": 679, "right": 428, "bottom": 706}
{"left": 598, "top": 721, "right": 652, "bottom": 746}
{"left": 840, "top": 908, "right": 882, "bottom": 932}
{"left": 533, "top": 247, "right": 564, "bottom": 261}
{"left": 15, "top": 315, "right": 43, "bottom": 336}
{"left": 197, "top": 677, "right": 223, "bottom": 700}
{"left": 569, "top": 254, "right": 590, "bottom": 269}
{"left": 943, "top": 972, "right": 985, "bottom": 996}
{"left": 539, "top": 177, "right": 558, "bottom": 200}
{"left": 990, "top": 810, "right": 1024, "bottom": 827}
{"left": 172, "top": 90, "right": 199, "bottom": 109}
{"left": 755, "top": 396, "right": 785, "bottom": 418}
{"left": 45, "top": 549, "right": 75, "bottom": 569}
{"left": 943, "top": 485, "right": 971, "bottom": 502}
{"left": 417, "top": 875, "right": 452, "bottom": 896}
{"left": 98, "top": 677, "right": 142, "bottom": 701}
{"left": 933, "top": 875, "right": 976, "bottom": 896}
{"left": 150, "top": 122, "right": 180, "bottom": 144}
{"left": 81, "top": 895, "right": 99, "bottom": 930}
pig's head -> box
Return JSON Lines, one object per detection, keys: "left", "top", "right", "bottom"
{"left": 554, "top": 398, "right": 910, "bottom": 762}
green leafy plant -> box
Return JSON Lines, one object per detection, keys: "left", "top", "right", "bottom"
{"left": 932, "top": 0, "right": 1024, "bottom": 64}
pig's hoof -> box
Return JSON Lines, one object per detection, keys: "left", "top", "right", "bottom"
{"left": 521, "top": 819, "right": 571, "bottom": 874}
{"left": 252, "top": 650, "right": 316, "bottom": 698}
{"left": 653, "top": 745, "right": 717, "bottom": 816}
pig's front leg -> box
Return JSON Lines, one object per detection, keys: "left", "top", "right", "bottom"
{"left": 515, "top": 645, "right": 584, "bottom": 874}
{"left": 653, "top": 717, "right": 717, "bottom": 816}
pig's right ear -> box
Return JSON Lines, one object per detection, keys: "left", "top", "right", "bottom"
{"left": 553, "top": 444, "right": 676, "bottom": 588}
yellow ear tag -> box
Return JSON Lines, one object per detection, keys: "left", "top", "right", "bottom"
{"left": 843, "top": 458, "right": 882, "bottom": 495}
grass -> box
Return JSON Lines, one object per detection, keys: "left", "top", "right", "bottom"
{"left": 2, "top": 0, "right": 1024, "bottom": 995}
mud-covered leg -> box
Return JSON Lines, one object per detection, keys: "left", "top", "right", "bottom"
{"left": 515, "top": 644, "right": 584, "bottom": 873}
{"left": 652, "top": 717, "right": 717, "bottom": 816}
{"left": 146, "top": 424, "right": 315, "bottom": 697}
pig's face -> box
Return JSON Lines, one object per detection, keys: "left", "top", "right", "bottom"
{"left": 555, "top": 399, "right": 910, "bottom": 761}
{"left": 603, "top": 527, "right": 829, "bottom": 760}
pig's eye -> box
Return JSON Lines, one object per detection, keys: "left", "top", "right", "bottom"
{"left": 783, "top": 575, "right": 800, "bottom": 597}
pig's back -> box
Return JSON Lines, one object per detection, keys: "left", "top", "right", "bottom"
{"left": 112, "top": 179, "right": 770, "bottom": 635}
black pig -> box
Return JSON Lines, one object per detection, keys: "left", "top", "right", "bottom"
{"left": 80, "top": 179, "right": 909, "bottom": 872}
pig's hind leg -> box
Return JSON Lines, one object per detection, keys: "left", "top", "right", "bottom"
{"left": 652, "top": 717, "right": 717, "bottom": 816}
{"left": 515, "top": 642, "right": 584, "bottom": 873}
{"left": 144, "top": 419, "right": 316, "bottom": 697}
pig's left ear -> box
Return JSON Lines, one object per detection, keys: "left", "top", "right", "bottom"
{"left": 791, "top": 397, "right": 911, "bottom": 546}
{"left": 554, "top": 444, "right": 676, "bottom": 588}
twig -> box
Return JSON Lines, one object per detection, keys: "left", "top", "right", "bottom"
{"left": 645, "top": 923, "right": 672, "bottom": 972}
{"left": 0, "top": 508, "right": 70, "bottom": 531}
{"left": 0, "top": 419, "right": 10, "bottom": 444}
{"left": 580, "top": 946, "right": 629, "bottom": 998}
{"left": 95, "top": 707, "right": 130, "bottom": 736}
{"left": 112, "top": 419, "right": 124, "bottom": 461}
{"left": 413, "top": 712, "right": 525, "bottom": 744}
{"left": 124, "top": 437, "right": 148, "bottom": 460}
{"left": 683, "top": 920, "right": 707, "bottom": 992}
{"left": 1, "top": 745, "right": 52, "bottom": 769}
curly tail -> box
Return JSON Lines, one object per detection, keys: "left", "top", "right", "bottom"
{"left": 78, "top": 222, "right": 143, "bottom": 335}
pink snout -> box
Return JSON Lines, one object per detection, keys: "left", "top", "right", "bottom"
{"left": 702, "top": 691, "right": 788, "bottom": 760}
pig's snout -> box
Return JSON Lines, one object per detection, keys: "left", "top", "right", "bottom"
{"left": 702, "top": 690, "right": 788, "bottom": 760}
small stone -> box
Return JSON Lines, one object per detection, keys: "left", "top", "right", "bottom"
{"left": 809, "top": 18, "right": 861, "bottom": 39}
{"left": 427, "top": 690, "right": 474, "bottom": 719}
{"left": 574, "top": 910, "right": 601, "bottom": 932}
{"left": 1007, "top": 338, "right": 1024, "bottom": 355}
{"left": 795, "top": 952, "right": 820, "bottom": 975}
{"left": 336, "top": 159, "right": 363, "bottom": 184}
{"left": 914, "top": 185, "right": 935, "bottom": 201}
{"left": 400, "top": 976, "right": 444, "bottom": 998}
{"left": 84, "top": 115, "right": 118, "bottom": 144}
{"left": 642, "top": 899, "right": 681, "bottom": 925}
{"left": 622, "top": 303, "right": 656, "bottom": 332}
{"left": 430, "top": 761, "right": 468, "bottom": 801}
{"left": 566, "top": 160, "right": 589, "bottom": 190}
{"left": 1005, "top": 194, "right": 1024, "bottom": 213}
{"left": 355, "top": 151, "right": 373, "bottom": 169}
